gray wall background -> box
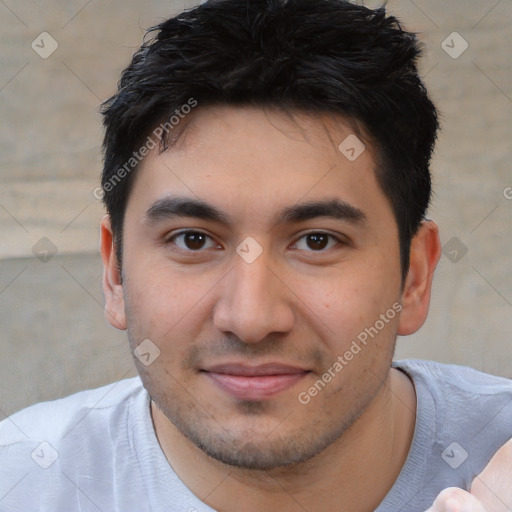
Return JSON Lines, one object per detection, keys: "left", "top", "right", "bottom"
{"left": 1, "top": 0, "right": 511, "bottom": 417}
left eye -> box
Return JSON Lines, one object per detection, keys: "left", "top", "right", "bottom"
{"left": 168, "top": 231, "right": 219, "bottom": 251}
{"left": 292, "top": 232, "right": 341, "bottom": 251}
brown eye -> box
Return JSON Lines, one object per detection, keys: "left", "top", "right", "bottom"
{"left": 183, "top": 232, "right": 207, "bottom": 250}
{"left": 167, "top": 231, "right": 217, "bottom": 251}
{"left": 306, "top": 233, "right": 329, "bottom": 250}
{"left": 293, "top": 232, "right": 341, "bottom": 252}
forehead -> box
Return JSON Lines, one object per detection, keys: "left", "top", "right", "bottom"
{"left": 125, "top": 105, "right": 393, "bottom": 231}
{"left": 166, "top": 105, "right": 372, "bottom": 165}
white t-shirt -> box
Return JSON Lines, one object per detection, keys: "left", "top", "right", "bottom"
{"left": 1, "top": 359, "right": 512, "bottom": 511}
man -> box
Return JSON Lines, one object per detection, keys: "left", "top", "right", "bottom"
{"left": 0, "top": 1, "right": 511, "bottom": 511}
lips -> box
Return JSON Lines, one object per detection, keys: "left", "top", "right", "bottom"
{"left": 202, "top": 363, "right": 309, "bottom": 401}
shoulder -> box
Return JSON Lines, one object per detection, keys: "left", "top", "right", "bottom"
{"left": 0, "top": 376, "right": 157, "bottom": 511}
{"left": 0, "top": 376, "right": 145, "bottom": 447}
{"left": 388, "top": 359, "right": 512, "bottom": 503}
{"left": 0, "top": 376, "right": 148, "bottom": 508}
{"left": 393, "top": 358, "right": 512, "bottom": 396}
{"left": 394, "top": 358, "right": 512, "bottom": 446}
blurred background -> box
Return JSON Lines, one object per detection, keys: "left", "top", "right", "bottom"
{"left": 0, "top": 0, "right": 511, "bottom": 417}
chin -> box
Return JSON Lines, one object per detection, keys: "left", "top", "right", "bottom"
{"left": 166, "top": 403, "right": 357, "bottom": 471}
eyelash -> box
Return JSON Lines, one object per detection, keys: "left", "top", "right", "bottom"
{"left": 165, "top": 230, "right": 346, "bottom": 253}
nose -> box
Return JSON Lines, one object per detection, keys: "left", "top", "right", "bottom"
{"left": 212, "top": 247, "right": 295, "bottom": 344}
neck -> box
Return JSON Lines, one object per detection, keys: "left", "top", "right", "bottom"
{"left": 151, "top": 367, "right": 416, "bottom": 511}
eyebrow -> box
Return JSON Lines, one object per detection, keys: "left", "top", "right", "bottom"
{"left": 144, "top": 195, "right": 367, "bottom": 228}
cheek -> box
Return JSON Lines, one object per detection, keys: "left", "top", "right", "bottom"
{"left": 123, "top": 258, "right": 217, "bottom": 348}
{"left": 128, "top": 275, "right": 179, "bottom": 325}
{"left": 299, "top": 277, "right": 400, "bottom": 383}
{"left": 298, "top": 261, "right": 400, "bottom": 336}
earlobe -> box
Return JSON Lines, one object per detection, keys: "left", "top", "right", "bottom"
{"left": 397, "top": 220, "right": 441, "bottom": 336}
{"left": 99, "top": 215, "right": 127, "bottom": 330}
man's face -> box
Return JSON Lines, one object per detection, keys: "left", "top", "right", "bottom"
{"left": 115, "top": 106, "right": 404, "bottom": 469}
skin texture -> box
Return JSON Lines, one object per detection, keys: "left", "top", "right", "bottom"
{"left": 426, "top": 437, "right": 512, "bottom": 511}
{"left": 470, "top": 437, "right": 512, "bottom": 511}
{"left": 426, "top": 488, "right": 488, "bottom": 512}
{"left": 101, "top": 106, "right": 442, "bottom": 511}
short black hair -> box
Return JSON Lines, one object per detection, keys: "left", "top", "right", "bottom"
{"left": 100, "top": 0, "right": 439, "bottom": 279}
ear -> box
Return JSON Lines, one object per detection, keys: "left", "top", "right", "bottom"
{"left": 99, "top": 215, "right": 127, "bottom": 330}
{"left": 397, "top": 220, "right": 441, "bottom": 336}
